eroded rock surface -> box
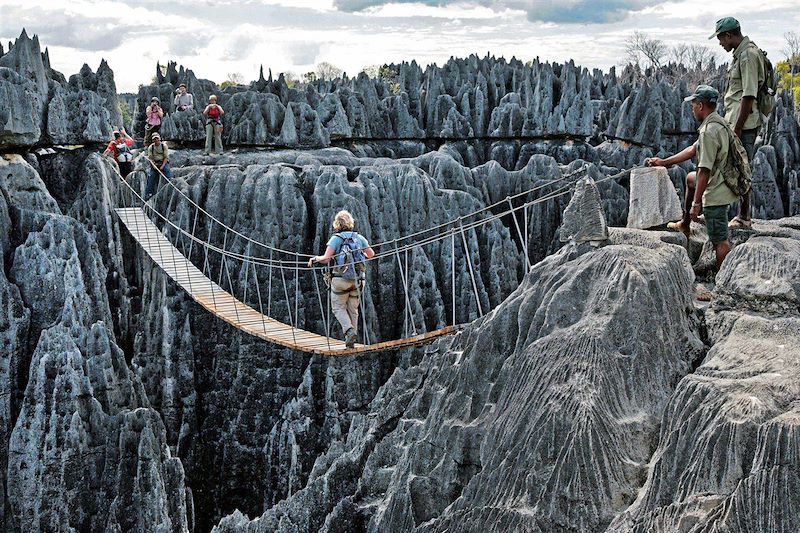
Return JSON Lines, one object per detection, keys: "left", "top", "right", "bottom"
{"left": 609, "top": 218, "right": 800, "bottom": 532}
{"left": 1, "top": 29, "right": 799, "bottom": 533}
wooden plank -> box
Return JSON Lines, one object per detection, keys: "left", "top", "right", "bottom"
{"left": 116, "top": 207, "right": 459, "bottom": 357}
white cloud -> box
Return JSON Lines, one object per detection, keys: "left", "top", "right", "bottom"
{"left": 1, "top": 0, "right": 798, "bottom": 92}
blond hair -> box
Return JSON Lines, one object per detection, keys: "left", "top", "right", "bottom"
{"left": 209, "top": 94, "right": 217, "bottom": 102}
{"left": 333, "top": 210, "right": 354, "bottom": 231}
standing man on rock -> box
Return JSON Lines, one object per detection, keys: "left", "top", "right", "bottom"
{"left": 711, "top": 16, "right": 765, "bottom": 229}
{"left": 646, "top": 85, "right": 737, "bottom": 271}
{"left": 144, "top": 133, "right": 171, "bottom": 203}
{"left": 173, "top": 83, "right": 194, "bottom": 111}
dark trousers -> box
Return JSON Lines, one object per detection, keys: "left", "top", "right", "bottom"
{"left": 146, "top": 162, "right": 171, "bottom": 199}
{"left": 118, "top": 161, "right": 133, "bottom": 177}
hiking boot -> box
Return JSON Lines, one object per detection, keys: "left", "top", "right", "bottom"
{"left": 345, "top": 328, "right": 357, "bottom": 348}
{"left": 667, "top": 220, "right": 691, "bottom": 240}
{"left": 666, "top": 220, "right": 688, "bottom": 233}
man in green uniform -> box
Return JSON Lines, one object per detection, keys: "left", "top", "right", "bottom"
{"left": 646, "top": 85, "right": 737, "bottom": 271}
{"left": 710, "top": 16, "right": 765, "bottom": 229}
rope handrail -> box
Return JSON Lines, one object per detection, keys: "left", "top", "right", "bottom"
{"left": 122, "top": 162, "right": 635, "bottom": 271}
{"left": 143, "top": 156, "right": 591, "bottom": 264}
{"left": 145, "top": 158, "right": 313, "bottom": 258}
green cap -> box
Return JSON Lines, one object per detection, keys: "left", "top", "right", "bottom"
{"left": 709, "top": 17, "right": 740, "bottom": 39}
{"left": 684, "top": 84, "right": 720, "bottom": 103}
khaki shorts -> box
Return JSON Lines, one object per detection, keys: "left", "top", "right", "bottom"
{"left": 704, "top": 205, "right": 730, "bottom": 243}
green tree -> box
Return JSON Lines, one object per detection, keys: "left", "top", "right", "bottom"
{"left": 777, "top": 60, "right": 800, "bottom": 108}
{"left": 220, "top": 72, "right": 245, "bottom": 89}
{"left": 118, "top": 101, "right": 132, "bottom": 130}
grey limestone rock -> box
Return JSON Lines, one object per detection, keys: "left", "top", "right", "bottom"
{"left": 0, "top": 67, "right": 43, "bottom": 146}
{"left": 561, "top": 176, "right": 609, "bottom": 242}
{"left": 0, "top": 154, "right": 61, "bottom": 213}
{"left": 213, "top": 226, "right": 700, "bottom": 533}
{"left": 0, "top": 268, "right": 30, "bottom": 530}
{"left": 609, "top": 225, "right": 800, "bottom": 532}
{"left": 626, "top": 166, "right": 683, "bottom": 229}
{"left": 0, "top": 30, "right": 120, "bottom": 148}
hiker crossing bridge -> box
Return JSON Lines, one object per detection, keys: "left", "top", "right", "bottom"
{"left": 114, "top": 158, "right": 627, "bottom": 356}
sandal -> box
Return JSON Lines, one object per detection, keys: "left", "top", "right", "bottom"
{"left": 728, "top": 216, "right": 752, "bottom": 230}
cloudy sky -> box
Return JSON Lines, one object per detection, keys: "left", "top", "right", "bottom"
{"left": 2, "top": 0, "right": 799, "bottom": 92}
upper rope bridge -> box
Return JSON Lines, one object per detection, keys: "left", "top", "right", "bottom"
{"left": 114, "top": 157, "right": 628, "bottom": 356}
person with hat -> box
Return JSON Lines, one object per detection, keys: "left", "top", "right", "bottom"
{"left": 710, "top": 16, "right": 766, "bottom": 230}
{"left": 173, "top": 83, "right": 194, "bottom": 111}
{"left": 102, "top": 127, "right": 136, "bottom": 177}
{"left": 144, "top": 96, "right": 164, "bottom": 145}
{"left": 646, "top": 85, "right": 737, "bottom": 273}
{"left": 144, "top": 133, "right": 171, "bottom": 203}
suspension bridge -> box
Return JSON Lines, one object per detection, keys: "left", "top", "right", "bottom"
{"left": 114, "top": 157, "right": 628, "bottom": 356}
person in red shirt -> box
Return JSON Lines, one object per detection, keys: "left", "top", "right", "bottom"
{"left": 102, "top": 128, "right": 136, "bottom": 176}
{"left": 202, "top": 94, "right": 225, "bottom": 155}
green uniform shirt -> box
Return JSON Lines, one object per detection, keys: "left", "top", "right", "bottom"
{"left": 147, "top": 142, "right": 169, "bottom": 162}
{"left": 693, "top": 112, "right": 738, "bottom": 207}
{"left": 724, "top": 36, "right": 765, "bottom": 131}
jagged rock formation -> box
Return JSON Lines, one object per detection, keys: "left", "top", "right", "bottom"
{"left": 560, "top": 176, "right": 609, "bottom": 242}
{"left": 212, "top": 226, "right": 704, "bottom": 533}
{"left": 0, "top": 30, "right": 120, "bottom": 148}
{"left": 0, "top": 153, "right": 189, "bottom": 532}
{"left": 609, "top": 218, "right": 800, "bottom": 532}
{"left": 1, "top": 30, "right": 800, "bottom": 533}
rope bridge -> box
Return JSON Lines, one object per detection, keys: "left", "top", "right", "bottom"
{"left": 113, "top": 157, "right": 628, "bottom": 356}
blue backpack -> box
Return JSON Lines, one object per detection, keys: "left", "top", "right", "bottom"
{"left": 333, "top": 232, "right": 366, "bottom": 280}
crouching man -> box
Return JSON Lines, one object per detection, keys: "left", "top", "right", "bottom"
{"left": 646, "top": 85, "right": 737, "bottom": 271}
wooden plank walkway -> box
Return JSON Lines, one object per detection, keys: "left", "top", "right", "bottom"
{"left": 116, "top": 207, "right": 456, "bottom": 356}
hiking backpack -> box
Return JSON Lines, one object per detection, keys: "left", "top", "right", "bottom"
{"left": 752, "top": 42, "right": 777, "bottom": 119}
{"left": 707, "top": 114, "right": 753, "bottom": 196}
{"left": 333, "top": 232, "right": 366, "bottom": 280}
{"left": 115, "top": 140, "right": 133, "bottom": 162}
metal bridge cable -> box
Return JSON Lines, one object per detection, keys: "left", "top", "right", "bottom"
{"left": 325, "top": 268, "right": 332, "bottom": 341}
{"left": 252, "top": 260, "right": 267, "bottom": 336}
{"left": 459, "top": 218, "right": 484, "bottom": 318}
{"left": 394, "top": 243, "right": 418, "bottom": 337}
{"left": 218, "top": 229, "right": 228, "bottom": 287}
{"left": 507, "top": 196, "right": 530, "bottom": 271}
{"left": 242, "top": 247, "right": 250, "bottom": 305}
{"left": 267, "top": 249, "right": 273, "bottom": 316}
{"left": 223, "top": 252, "right": 241, "bottom": 323}
{"left": 451, "top": 230, "right": 456, "bottom": 326}
{"left": 523, "top": 204, "right": 529, "bottom": 270}
{"left": 202, "top": 215, "right": 218, "bottom": 310}
{"left": 279, "top": 261, "right": 298, "bottom": 345}
{"left": 354, "top": 276, "right": 369, "bottom": 346}
{"left": 294, "top": 261, "right": 300, "bottom": 334}
{"left": 367, "top": 163, "right": 589, "bottom": 250}
{"left": 312, "top": 270, "right": 331, "bottom": 351}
